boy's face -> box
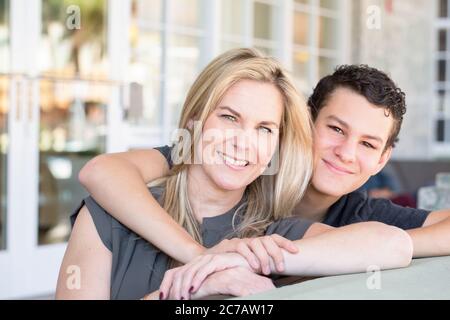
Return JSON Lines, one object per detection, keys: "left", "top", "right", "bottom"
{"left": 311, "top": 87, "right": 394, "bottom": 197}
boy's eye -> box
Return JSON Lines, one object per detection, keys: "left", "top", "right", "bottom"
{"left": 221, "top": 114, "right": 237, "bottom": 122}
{"left": 259, "top": 126, "right": 272, "bottom": 134}
{"left": 362, "top": 141, "right": 376, "bottom": 149}
{"left": 328, "top": 125, "right": 343, "bottom": 134}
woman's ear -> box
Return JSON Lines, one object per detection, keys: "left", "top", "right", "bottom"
{"left": 187, "top": 119, "right": 194, "bottom": 130}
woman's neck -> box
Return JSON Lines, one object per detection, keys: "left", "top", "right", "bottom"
{"left": 187, "top": 165, "right": 245, "bottom": 223}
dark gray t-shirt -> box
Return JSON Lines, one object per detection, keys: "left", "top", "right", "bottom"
{"left": 70, "top": 187, "right": 313, "bottom": 300}
{"left": 322, "top": 190, "right": 430, "bottom": 229}
{"left": 155, "top": 145, "right": 430, "bottom": 230}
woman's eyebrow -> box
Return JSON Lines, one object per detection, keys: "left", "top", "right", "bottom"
{"left": 217, "top": 105, "right": 241, "bottom": 118}
{"left": 218, "top": 105, "right": 279, "bottom": 128}
{"left": 259, "top": 121, "right": 279, "bottom": 128}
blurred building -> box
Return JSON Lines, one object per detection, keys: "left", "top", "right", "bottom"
{"left": 0, "top": 0, "right": 448, "bottom": 299}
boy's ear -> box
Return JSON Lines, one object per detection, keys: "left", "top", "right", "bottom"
{"left": 374, "top": 146, "right": 392, "bottom": 175}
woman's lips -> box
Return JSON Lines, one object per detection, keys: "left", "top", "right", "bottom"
{"left": 322, "top": 159, "right": 354, "bottom": 175}
{"left": 217, "top": 151, "right": 250, "bottom": 171}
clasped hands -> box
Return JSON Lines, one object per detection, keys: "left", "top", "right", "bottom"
{"left": 154, "top": 234, "right": 298, "bottom": 300}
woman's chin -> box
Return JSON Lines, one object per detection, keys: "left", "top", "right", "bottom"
{"left": 212, "top": 175, "right": 249, "bottom": 191}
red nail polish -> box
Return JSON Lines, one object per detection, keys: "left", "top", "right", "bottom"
{"left": 159, "top": 292, "right": 164, "bottom": 300}
{"left": 189, "top": 286, "right": 194, "bottom": 293}
{"left": 180, "top": 296, "right": 184, "bottom": 300}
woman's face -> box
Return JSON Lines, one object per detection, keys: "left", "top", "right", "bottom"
{"left": 196, "top": 79, "right": 283, "bottom": 191}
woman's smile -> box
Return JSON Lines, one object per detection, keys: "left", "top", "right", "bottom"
{"left": 217, "top": 150, "right": 250, "bottom": 171}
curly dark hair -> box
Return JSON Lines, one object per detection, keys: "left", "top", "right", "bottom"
{"left": 308, "top": 64, "right": 406, "bottom": 150}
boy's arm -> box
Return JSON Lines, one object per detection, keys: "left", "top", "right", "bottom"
{"left": 159, "top": 221, "right": 414, "bottom": 299}
{"left": 78, "top": 149, "right": 204, "bottom": 264}
{"left": 281, "top": 221, "right": 413, "bottom": 276}
{"left": 407, "top": 209, "right": 450, "bottom": 258}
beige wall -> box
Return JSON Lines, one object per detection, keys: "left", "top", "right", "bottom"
{"left": 350, "top": 0, "right": 435, "bottom": 159}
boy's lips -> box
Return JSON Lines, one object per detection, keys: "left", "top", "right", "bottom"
{"left": 322, "top": 159, "right": 354, "bottom": 175}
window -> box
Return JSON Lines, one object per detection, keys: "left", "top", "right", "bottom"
{"left": 440, "top": 0, "right": 448, "bottom": 18}
{"left": 129, "top": 0, "right": 205, "bottom": 129}
{"left": 434, "top": 0, "right": 450, "bottom": 148}
{"left": 253, "top": 1, "right": 278, "bottom": 55}
{"left": 293, "top": 0, "right": 342, "bottom": 95}
{"left": 220, "top": 0, "right": 245, "bottom": 50}
{"left": 126, "top": 0, "right": 345, "bottom": 145}
{"left": 40, "top": 0, "right": 108, "bottom": 78}
{"left": 220, "top": 0, "right": 279, "bottom": 55}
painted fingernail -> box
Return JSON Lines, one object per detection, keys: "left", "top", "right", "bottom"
{"left": 159, "top": 292, "right": 164, "bottom": 300}
{"left": 180, "top": 296, "right": 185, "bottom": 300}
{"left": 189, "top": 286, "right": 194, "bottom": 293}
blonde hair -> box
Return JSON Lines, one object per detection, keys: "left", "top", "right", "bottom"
{"left": 151, "top": 48, "right": 313, "bottom": 262}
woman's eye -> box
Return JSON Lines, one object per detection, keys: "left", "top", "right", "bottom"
{"left": 328, "top": 125, "right": 343, "bottom": 134}
{"left": 259, "top": 127, "right": 272, "bottom": 134}
{"left": 221, "top": 114, "right": 237, "bottom": 122}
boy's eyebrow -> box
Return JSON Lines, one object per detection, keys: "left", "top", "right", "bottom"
{"left": 218, "top": 105, "right": 280, "bottom": 128}
{"left": 327, "top": 115, "right": 383, "bottom": 144}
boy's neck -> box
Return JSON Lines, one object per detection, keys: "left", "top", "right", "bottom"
{"left": 295, "top": 185, "right": 342, "bottom": 222}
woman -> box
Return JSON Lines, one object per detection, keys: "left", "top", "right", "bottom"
{"left": 56, "top": 48, "right": 412, "bottom": 300}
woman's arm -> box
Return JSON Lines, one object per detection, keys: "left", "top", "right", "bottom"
{"left": 78, "top": 149, "right": 204, "bottom": 263}
{"left": 55, "top": 206, "right": 112, "bottom": 299}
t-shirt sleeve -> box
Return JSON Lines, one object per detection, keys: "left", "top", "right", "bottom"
{"left": 153, "top": 145, "right": 173, "bottom": 169}
{"left": 363, "top": 197, "right": 430, "bottom": 230}
{"left": 70, "top": 196, "right": 113, "bottom": 251}
{"left": 265, "top": 217, "right": 314, "bottom": 240}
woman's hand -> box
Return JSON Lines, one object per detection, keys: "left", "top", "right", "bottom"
{"left": 191, "top": 267, "right": 276, "bottom": 299}
{"left": 159, "top": 252, "right": 250, "bottom": 300}
{"left": 205, "top": 235, "right": 298, "bottom": 275}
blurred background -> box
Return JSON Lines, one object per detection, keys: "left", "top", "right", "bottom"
{"left": 0, "top": 0, "right": 448, "bottom": 299}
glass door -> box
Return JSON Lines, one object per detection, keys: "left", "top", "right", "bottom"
{"left": 0, "top": 74, "right": 10, "bottom": 295}
{"left": 0, "top": 76, "right": 6, "bottom": 252}
{"left": 0, "top": 0, "right": 127, "bottom": 299}
{"left": 0, "top": 0, "right": 12, "bottom": 296}
{"left": 38, "top": 79, "right": 109, "bottom": 246}
{"left": 0, "top": 0, "right": 8, "bottom": 253}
